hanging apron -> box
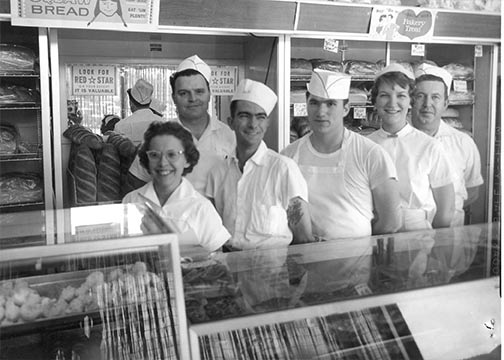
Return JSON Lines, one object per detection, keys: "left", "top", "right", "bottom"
{"left": 292, "top": 138, "right": 372, "bottom": 240}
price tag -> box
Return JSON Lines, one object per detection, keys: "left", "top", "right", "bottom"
{"left": 293, "top": 103, "right": 307, "bottom": 117}
{"left": 411, "top": 44, "right": 425, "bottom": 57}
{"left": 323, "top": 38, "right": 339, "bottom": 54}
{"left": 453, "top": 80, "right": 468, "bottom": 93}
{"left": 75, "top": 222, "right": 121, "bottom": 241}
{"left": 353, "top": 107, "right": 367, "bottom": 119}
{"left": 475, "top": 45, "right": 483, "bottom": 57}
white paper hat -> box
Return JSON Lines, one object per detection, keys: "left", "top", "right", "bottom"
{"left": 129, "top": 79, "right": 153, "bottom": 105}
{"left": 375, "top": 63, "right": 415, "bottom": 81}
{"left": 176, "top": 55, "right": 212, "bottom": 84}
{"left": 150, "top": 98, "right": 166, "bottom": 115}
{"left": 307, "top": 69, "right": 351, "bottom": 100}
{"left": 414, "top": 63, "right": 453, "bottom": 94}
{"left": 232, "top": 79, "right": 278, "bottom": 116}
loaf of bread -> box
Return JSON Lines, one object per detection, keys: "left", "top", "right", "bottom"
{"left": 97, "top": 143, "right": 121, "bottom": 202}
{"left": 63, "top": 125, "right": 104, "bottom": 150}
{"left": 291, "top": 58, "right": 312, "bottom": 75}
{"left": 71, "top": 144, "right": 97, "bottom": 204}
{"left": 0, "top": 44, "right": 36, "bottom": 72}
{"left": 0, "top": 172, "right": 43, "bottom": 205}
{"left": 344, "top": 60, "right": 380, "bottom": 76}
{"left": 311, "top": 59, "right": 344, "bottom": 72}
{"left": 0, "top": 84, "right": 39, "bottom": 106}
{"left": 0, "top": 124, "right": 19, "bottom": 155}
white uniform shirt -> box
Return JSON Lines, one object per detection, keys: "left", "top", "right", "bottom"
{"left": 282, "top": 130, "right": 397, "bottom": 239}
{"left": 115, "top": 108, "right": 161, "bottom": 145}
{"left": 206, "top": 141, "right": 308, "bottom": 250}
{"left": 367, "top": 123, "right": 453, "bottom": 226}
{"left": 129, "top": 115, "right": 235, "bottom": 194}
{"left": 122, "top": 178, "right": 230, "bottom": 252}
{"left": 435, "top": 120, "right": 483, "bottom": 225}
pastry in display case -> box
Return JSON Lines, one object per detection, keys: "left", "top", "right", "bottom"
{"left": 184, "top": 223, "right": 500, "bottom": 360}
{"left": 0, "top": 204, "right": 190, "bottom": 360}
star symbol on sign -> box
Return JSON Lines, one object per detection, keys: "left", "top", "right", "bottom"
{"left": 88, "top": 76, "right": 96, "bottom": 84}
{"left": 212, "top": 78, "right": 219, "bottom": 86}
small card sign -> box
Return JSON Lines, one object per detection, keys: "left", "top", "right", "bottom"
{"left": 411, "top": 44, "right": 425, "bottom": 57}
{"left": 323, "top": 39, "right": 339, "bottom": 54}
{"left": 475, "top": 45, "right": 483, "bottom": 57}
{"left": 293, "top": 103, "right": 307, "bottom": 117}
{"left": 353, "top": 107, "right": 367, "bottom": 119}
{"left": 453, "top": 80, "right": 468, "bottom": 93}
{"left": 75, "top": 222, "right": 121, "bottom": 241}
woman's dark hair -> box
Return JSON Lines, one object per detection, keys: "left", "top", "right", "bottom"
{"left": 169, "top": 69, "right": 210, "bottom": 93}
{"left": 371, "top": 72, "right": 415, "bottom": 105}
{"left": 138, "top": 121, "right": 199, "bottom": 176}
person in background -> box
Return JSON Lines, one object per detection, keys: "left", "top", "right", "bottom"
{"left": 123, "top": 121, "right": 230, "bottom": 252}
{"left": 115, "top": 79, "right": 160, "bottom": 146}
{"left": 206, "top": 79, "right": 314, "bottom": 250}
{"left": 100, "top": 114, "right": 121, "bottom": 135}
{"left": 150, "top": 97, "right": 167, "bottom": 118}
{"left": 128, "top": 55, "right": 235, "bottom": 195}
{"left": 412, "top": 63, "right": 483, "bottom": 227}
{"left": 282, "top": 69, "right": 401, "bottom": 240}
{"left": 367, "top": 63, "right": 455, "bottom": 231}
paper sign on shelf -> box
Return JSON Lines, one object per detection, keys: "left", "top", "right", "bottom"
{"left": 411, "top": 44, "right": 425, "bottom": 57}
{"left": 10, "top": 0, "right": 160, "bottom": 31}
{"left": 353, "top": 107, "right": 367, "bottom": 119}
{"left": 71, "top": 65, "right": 116, "bottom": 96}
{"left": 293, "top": 103, "right": 307, "bottom": 117}
{"left": 475, "top": 45, "right": 483, "bottom": 57}
{"left": 369, "top": 6, "right": 435, "bottom": 43}
{"left": 323, "top": 39, "right": 339, "bottom": 54}
{"left": 453, "top": 80, "right": 468, "bottom": 93}
{"left": 210, "top": 66, "right": 238, "bottom": 96}
{"left": 74, "top": 222, "right": 121, "bottom": 242}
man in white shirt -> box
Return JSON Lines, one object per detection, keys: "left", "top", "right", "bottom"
{"left": 412, "top": 63, "right": 483, "bottom": 226}
{"left": 127, "top": 55, "right": 235, "bottom": 195}
{"left": 282, "top": 69, "right": 401, "bottom": 240}
{"left": 115, "top": 79, "right": 160, "bottom": 146}
{"left": 206, "top": 79, "right": 314, "bottom": 250}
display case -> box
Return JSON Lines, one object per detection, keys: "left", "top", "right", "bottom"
{"left": 0, "top": 205, "right": 190, "bottom": 359}
{"left": 0, "top": 20, "right": 55, "bottom": 244}
{"left": 183, "top": 223, "right": 500, "bottom": 359}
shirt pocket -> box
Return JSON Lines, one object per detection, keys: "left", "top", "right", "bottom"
{"left": 249, "top": 204, "right": 288, "bottom": 237}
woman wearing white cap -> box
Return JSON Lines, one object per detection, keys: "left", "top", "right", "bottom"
{"left": 282, "top": 69, "right": 401, "bottom": 240}
{"left": 207, "top": 79, "right": 314, "bottom": 250}
{"left": 368, "top": 63, "right": 455, "bottom": 231}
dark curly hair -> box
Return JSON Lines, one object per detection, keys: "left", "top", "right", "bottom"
{"left": 170, "top": 69, "right": 210, "bottom": 93}
{"left": 138, "top": 121, "right": 199, "bottom": 176}
{"left": 371, "top": 72, "right": 415, "bottom": 105}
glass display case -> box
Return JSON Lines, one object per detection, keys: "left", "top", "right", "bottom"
{"left": 183, "top": 223, "right": 500, "bottom": 360}
{"left": 0, "top": 204, "right": 190, "bottom": 360}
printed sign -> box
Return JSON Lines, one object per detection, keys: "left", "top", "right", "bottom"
{"left": 475, "top": 45, "right": 483, "bottom": 57}
{"left": 411, "top": 44, "right": 425, "bottom": 56}
{"left": 10, "top": 0, "right": 160, "bottom": 31}
{"left": 323, "top": 39, "right": 339, "bottom": 54}
{"left": 75, "top": 222, "right": 121, "bottom": 241}
{"left": 353, "top": 107, "right": 367, "bottom": 119}
{"left": 72, "top": 65, "right": 116, "bottom": 96}
{"left": 453, "top": 80, "right": 468, "bottom": 93}
{"left": 210, "top": 66, "right": 238, "bottom": 96}
{"left": 369, "top": 7, "right": 435, "bottom": 42}
{"left": 293, "top": 103, "right": 307, "bottom": 117}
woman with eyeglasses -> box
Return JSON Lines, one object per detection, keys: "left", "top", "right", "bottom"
{"left": 122, "top": 121, "right": 230, "bottom": 252}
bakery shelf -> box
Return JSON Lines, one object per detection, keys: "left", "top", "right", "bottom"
{"left": 0, "top": 105, "right": 41, "bottom": 110}
{"left": 448, "top": 100, "right": 475, "bottom": 106}
{"left": 0, "top": 72, "right": 39, "bottom": 77}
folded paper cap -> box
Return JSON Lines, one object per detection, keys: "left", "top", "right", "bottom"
{"left": 414, "top": 63, "right": 453, "bottom": 94}
{"left": 307, "top": 69, "right": 351, "bottom": 100}
{"left": 375, "top": 63, "right": 415, "bottom": 80}
{"left": 129, "top": 79, "right": 154, "bottom": 105}
{"left": 150, "top": 98, "right": 166, "bottom": 115}
{"left": 232, "top": 79, "right": 278, "bottom": 116}
{"left": 176, "top": 55, "right": 212, "bottom": 83}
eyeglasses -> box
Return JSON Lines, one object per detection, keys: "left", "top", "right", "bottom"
{"left": 146, "top": 149, "right": 184, "bottom": 163}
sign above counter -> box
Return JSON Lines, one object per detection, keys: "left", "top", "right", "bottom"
{"left": 9, "top": 0, "right": 160, "bottom": 30}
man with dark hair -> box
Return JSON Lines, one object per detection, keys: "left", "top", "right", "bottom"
{"left": 412, "top": 63, "right": 483, "bottom": 226}
{"left": 128, "top": 55, "right": 235, "bottom": 195}
{"left": 115, "top": 79, "right": 160, "bottom": 146}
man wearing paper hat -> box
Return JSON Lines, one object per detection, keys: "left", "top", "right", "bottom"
{"left": 412, "top": 63, "right": 483, "bottom": 226}
{"left": 149, "top": 98, "right": 166, "bottom": 117}
{"left": 115, "top": 78, "right": 160, "bottom": 146}
{"left": 206, "top": 79, "right": 314, "bottom": 250}
{"left": 282, "top": 69, "right": 401, "bottom": 240}
{"left": 368, "top": 63, "right": 455, "bottom": 231}
{"left": 126, "top": 55, "right": 235, "bottom": 195}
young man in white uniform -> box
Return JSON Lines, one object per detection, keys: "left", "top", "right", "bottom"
{"left": 282, "top": 69, "right": 401, "bottom": 240}
{"left": 128, "top": 55, "right": 236, "bottom": 194}
{"left": 206, "top": 79, "right": 314, "bottom": 250}
{"left": 368, "top": 64, "right": 455, "bottom": 231}
{"left": 412, "top": 63, "right": 483, "bottom": 227}
{"left": 115, "top": 79, "right": 161, "bottom": 145}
